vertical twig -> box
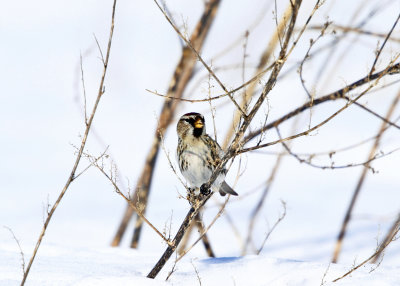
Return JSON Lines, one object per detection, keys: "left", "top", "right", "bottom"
{"left": 20, "top": 1, "right": 118, "bottom": 285}
{"left": 79, "top": 54, "right": 88, "bottom": 125}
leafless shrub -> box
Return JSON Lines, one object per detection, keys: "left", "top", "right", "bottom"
{"left": 20, "top": 0, "right": 400, "bottom": 283}
{"left": 20, "top": 1, "right": 118, "bottom": 284}
{"left": 142, "top": 0, "right": 400, "bottom": 280}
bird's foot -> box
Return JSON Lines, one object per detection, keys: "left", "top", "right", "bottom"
{"left": 200, "top": 184, "right": 211, "bottom": 196}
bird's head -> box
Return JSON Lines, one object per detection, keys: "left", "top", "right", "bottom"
{"left": 177, "top": 112, "right": 205, "bottom": 139}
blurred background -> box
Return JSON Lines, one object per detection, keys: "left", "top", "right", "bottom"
{"left": 1, "top": 0, "right": 399, "bottom": 270}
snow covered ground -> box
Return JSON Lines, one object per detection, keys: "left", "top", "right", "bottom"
{"left": 2, "top": 243, "right": 400, "bottom": 286}
{"left": 1, "top": 0, "right": 400, "bottom": 285}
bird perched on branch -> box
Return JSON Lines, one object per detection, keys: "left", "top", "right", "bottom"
{"left": 176, "top": 112, "right": 238, "bottom": 197}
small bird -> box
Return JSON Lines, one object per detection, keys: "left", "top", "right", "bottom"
{"left": 176, "top": 112, "right": 238, "bottom": 197}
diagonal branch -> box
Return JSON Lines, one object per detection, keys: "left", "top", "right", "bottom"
{"left": 332, "top": 212, "right": 400, "bottom": 282}
{"left": 369, "top": 12, "right": 400, "bottom": 75}
{"left": 243, "top": 62, "right": 400, "bottom": 145}
{"left": 371, "top": 213, "right": 400, "bottom": 263}
{"left": 147, "top": 0, "right": 303, "bottom": 278}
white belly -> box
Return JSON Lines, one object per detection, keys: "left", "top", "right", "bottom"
{"left": 181, "top": 150, "right": 212, "bottom": 188}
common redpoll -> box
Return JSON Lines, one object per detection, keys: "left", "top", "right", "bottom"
{"left": 176, "top": 112, "right": 238, "bottom": 196}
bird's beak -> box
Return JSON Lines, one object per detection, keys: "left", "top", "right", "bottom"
{"left": 194, "top": 118, "right": 203, "bottom": 129}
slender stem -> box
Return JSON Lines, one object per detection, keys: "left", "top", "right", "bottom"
{"left": 20, "top": 1, "right": 117, "bottom": 285}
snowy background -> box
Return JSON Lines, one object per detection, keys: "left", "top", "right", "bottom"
{"left": 1, "top": 0, "right": 400, "bottom": 285}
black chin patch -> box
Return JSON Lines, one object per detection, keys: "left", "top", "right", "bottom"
{"left": 193, "top": 127, "right": 203, "bottom": 137}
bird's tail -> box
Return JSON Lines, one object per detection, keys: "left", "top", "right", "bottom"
{"left": 219, "top": 181, "right": 238, "bottom": 196}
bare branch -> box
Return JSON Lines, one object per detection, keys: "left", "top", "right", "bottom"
{"left": 92, "top": 157, "right": 172, "bottom": 246}
{"left": 79, "top": 53, "right": 88, "bottom": 125}
{"left": 257, "top": 201, "right": 287, "bottom": 255}
{"left": 4, "top": 226, "right": 25, "bottom": 276}
{"left": 369, "top": 12, "right": 400, "bottom": 75}
{"left": 191, "top": 259, "right": 202, "bottom": 286}
{"left": 243, "top": 61, "right": 400, "bottom": 147}
{"left": 371, "top": 213, "right": 400, "bottom": 263}
{"left": 153, "top": 0, "right": 247, "bottom": 117}
{"left": 20, "top": 1, "right": 118, "bottom": 285}
{"left": 176, "top": 197, "right": 230, "bottom": 263}
{"left": 307, "top": 24, "right": 400, "bottom": 43}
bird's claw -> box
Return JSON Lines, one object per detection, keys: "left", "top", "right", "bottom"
{"left": 200, "top": 184, "right": 211, "bottom": 196}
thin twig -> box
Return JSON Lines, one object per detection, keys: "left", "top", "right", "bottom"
{"left": 20, "top": 1, "right": 117, "bottom": 285}
{"left": 93, "top": 158, "right": 172, "bottom": 246}
{"left": 222, "top": 1, "right": 294, "bottom": 149}
{"left": 257, "top": 201, "right": 287, "bottom": 255}
{"left": 332, "top": 217, "right": 399, "bottom": 282}
{"left": 307, "top": 24, "right": 400, "bottom": 43}
{"left": 75, "top": 146, "right": 110, "bottom": 179}
{"left": 371, "top": 213, "right": 400, "bottom": 263}
{"left": 79, "top": 53, "right": 88, "bottom": 125}
{"left": 243, "top": 61, "right": 400, "bottom": 146}
{"left": 145, "top": 65, "right": 272, "bottom": 103}
{"left": 369, "top": 12, "right": 400, "bottom": 75}
{"left": 93, "top": 34, "right": 105, "bottom": 65}
{"left": 191, "top": 259, "right": 202, "bottom": 286}
{"left": 4, "top": 226, "right": 26, "bottom": 276}
{"left": 165, "top": 252, "right": 178, "bottom": 281}
{"left": 153, "top": 0, "right": 247, "bottom": 118}
{"left": 283, "top": 143, "right": 400, "bottom": 171}
{"left": 239, "top": 82, "right": 378, "bottom": 154}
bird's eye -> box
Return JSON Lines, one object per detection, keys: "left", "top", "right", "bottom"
{"left": 181, "top": 117, "right": 197, "bottom": 126}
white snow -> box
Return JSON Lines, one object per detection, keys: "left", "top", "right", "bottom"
{"left": 2, "top": 243, "right": 400, "bottom": 285}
